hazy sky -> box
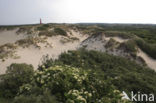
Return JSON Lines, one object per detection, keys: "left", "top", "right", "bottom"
{"left": 0, "top": 0, "right": 156, "bottom": 25}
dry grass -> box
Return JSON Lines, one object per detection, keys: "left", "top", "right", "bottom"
{"left": 0, "top": 43, "right": 17, "bottom": 60}
{"left": 105, "top": 31, "right": 135, "bottom": 39}
{"left": 38, "top": 31, "right": 55, "bottom": 37}
{"left": 105, "top": 38, "right": 119, "bottom": 49}
{"left": 16, "top": 26, "right": 34, "bottom": 35}
{"left": 15, "top": 37, "right": 46, "bottom": 48}
{"left": 60, "top": 37, "right": 79, "bottom": 44}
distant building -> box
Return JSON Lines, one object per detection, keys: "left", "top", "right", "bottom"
{"left": 40, "top": 18, "right": 42, "bottom": 24}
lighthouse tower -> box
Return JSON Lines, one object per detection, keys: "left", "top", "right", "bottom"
{"left": 40, "top": 18, "right": 42, "bottom": 24}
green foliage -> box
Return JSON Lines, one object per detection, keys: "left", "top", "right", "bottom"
{"left": 13, "top": 91, "right": 58, "bottom": 103}
{"left": 118, "top": 40, "right": 137, "bottom": 53}
{"left": 15, "top": 38, "right": 34, "bottom": 46}
{"left": 54, "top": 28, "right": 67, "bottom": 36}
{"left": 0, "top": 26, "right": 16, "bottom": 31}
{"left": 38, "top": 31, "right": 55, "bottom": 37}
{"left": 1, "top": 23, "right": 156, "bottom": 103}
{"left": 105, "top": 31, "right": 134, "bottom": 39}
{"left": 135, "top": 38, "right": 156, "bottom": 59}
{"left": 0, "top": 98, "right": 12, "bottom": 103}
{"left": 76, "top": 24, "right": 156, "bottom": 59}
{"left": 96, "top": 24, "right": 156, "bottom": 44}
{"left": 37, "top": 24, "right": 49, "bottom": 31}
{"left": 42, "top": 24, "right": 50, "bottom": 28}
{"left": 1, "top": 49, "right": 155, "bottom": 102}
{"left": 20, "top": 65, "right": 129, "bottom": 103}
{"left": 60, "top": 37, "right": 79, "bottom": 44}
{"left": 15, "top": 37, "right": 45, "bottom": 48}
{"left": 44, "top": 49, "right": 156, "bottom": 96}
{"left": 16, "top": 27, "right": 33, "bottom": 34}
{"left": 105, "top": 38, "right": 119, "bottom": 49}
{"left": 0, "top": 63, "right": 34, "bottom": 98}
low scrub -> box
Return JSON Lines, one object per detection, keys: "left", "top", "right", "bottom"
{"left": 118, "top": 40, "right": 137, "bottom": 53}
{"left": 0, "top": 63, "right": 34, "bottom": 98}
{"left": 105, "top": 38, "right": 119, "bottom": 49}
{"left": 16, "top": 27, "right": 33, "bottom": 34}
{"left": 54, "top": 28, "right": 67, "bottom": 36}
{"left": 19, "top": 65, "right": 129, "bottom": 103}
{"left": 0, "top": 43, "right": 17, "bottom": 60}
{"left": 37, "top": 24, "right": 49, "bottom": 31}
{"left": 40, "top": 49, "right": 156, "bottom": 97}
{"left": 105, "top": 31, "right": 134, "bottom": 39}
{"left": 38, "top": 31, "right": 55, "bottom": 37}
{"left": 15, "top": 37, "right": 46, "bottom": 48}
{"left": 135, "top": 39, "right": 156, "bottom": 59}
{"left": 0, "top": 63, "right": 131, "bottom": 103}
{"left": 60, "top": 37, "right": 79, "bottom": 44}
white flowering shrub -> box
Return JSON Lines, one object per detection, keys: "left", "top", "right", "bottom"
{"left": 65, "top": 89, "right": 92, "bottom": 103}
{"left": 19, "top": 65, "right": 131, "bottom": 103}
{"left": 0, "top": 63, "right": 34, "bottom": 98}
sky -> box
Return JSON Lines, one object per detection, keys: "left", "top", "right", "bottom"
{"left": 0, "top": 0, "right": 156, "bottom": 25}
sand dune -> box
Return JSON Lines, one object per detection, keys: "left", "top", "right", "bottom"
{"left": 80, "top": 33, "right": 156, "bottom": 70}
{"left": 0, "top": 28, "right": 156, "bottom": 74}
{"left": 0, "top": 30, "right": 88, "bottom": 74}
{"left": 0, "top": 29, "right": 25, "bottom": 45}
{"left": 105, "top": 36, "right": 128, "bottom": 43}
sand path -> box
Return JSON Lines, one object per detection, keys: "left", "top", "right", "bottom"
{"left": 137, "top": 48, "right": 156, "bottom": 70}
{"left": 105, "top": 36, "right": 128, "bottom": 43}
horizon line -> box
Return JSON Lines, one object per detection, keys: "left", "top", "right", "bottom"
{"left": 1, "top": 22, "right": 156, "bottom": 26}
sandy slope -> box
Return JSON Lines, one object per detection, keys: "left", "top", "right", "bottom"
{"left": 137, "top": 48, "right": 156, "bottom": 70}
{"left": 80, "top": 34, "right": 127, "bottom": 52}
{"left": 0, "top": 30, "right": 88, "bottom": 74}
{"left": 80, "top": 33, "right": 156, "bottom": 70}
{"left": 0, "top": 28, "right": 156, "bottom": 74}
{"left": 0, "top": 29, "right": 25, "bottom": 45}
{"left": 105, "top": 36, "right": 128, "bottom": 43}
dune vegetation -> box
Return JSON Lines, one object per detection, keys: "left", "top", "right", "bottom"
{"left": 75, "top": 23, "right": 156, "bottom": 59}
{"left": 0, "top": 23, "right": 156, "bottom": 103}
{"left": 1, "top": 49, "right": 156, "bottom": 103}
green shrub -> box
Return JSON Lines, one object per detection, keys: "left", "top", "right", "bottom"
{"left": 54, "top": 28, "right": 67, "bottom": 36}
{"left": 16, "top": 38, "right": 34, "bottom": 46}
{"left": 42, "top": 24, "right": 50, "bottom": 28}
{"left": 105, "top": 31, "right": 134, "bottom": 39}
{"left": 38, "top": 31, "right": 55, "bottom": 37}
{"left": 15, "top": 37, "right": 45, "bottom": 48}
{"left": 135, "top": 39, "right": 156, "bottom": 59}
{"left": 37, "top": 24, "right": 49, "bottom": 31}
{"left": 20, "top": 65, "right": 129, "bottom": 103}
{"left": 0, "top": 63, "right": 34, "bottom": 98}
{"left": 13, "top": 91, "right": 58, "bottom": 103}
{"left": 52, "top": 49, "right": 156, "bottom": 96}
{"left": 118, "top": 40, "right": 137, "bottom": 53}
{"left": 105, "top": 38, "right": 119, "bottom": 49}
{"left": 0, "top": 98, "right": 12, "bottom": 103}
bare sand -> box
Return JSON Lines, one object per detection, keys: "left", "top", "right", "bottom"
{"left": 105, "top": 36, "right": 128, "bottom": 43}
{"left": 81, "top": 34, "right": 128, "bottom": 52}
{"left": 0, "top": 30, "right": 88, "bottom": 74}
{"left": 1, "top": 29, "right": 156, "bottom": 74}
{"left": 0, "top": 29, "right": 25, "bottom": 45}
{"left": 81, "top": 34, "right": 156, "bottom": 70}
{"left": 137, "top": 48, "right": 156, "bottom": 71}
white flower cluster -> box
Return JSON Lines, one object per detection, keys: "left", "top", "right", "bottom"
{"left": 19, "top": 84, "right": 31, "bottom": 94}
{"left": 34, "top": 65, "right": 88, "bottom": 88}
{"left": 66, "top": 89, "right": 92, "bottom": 103}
